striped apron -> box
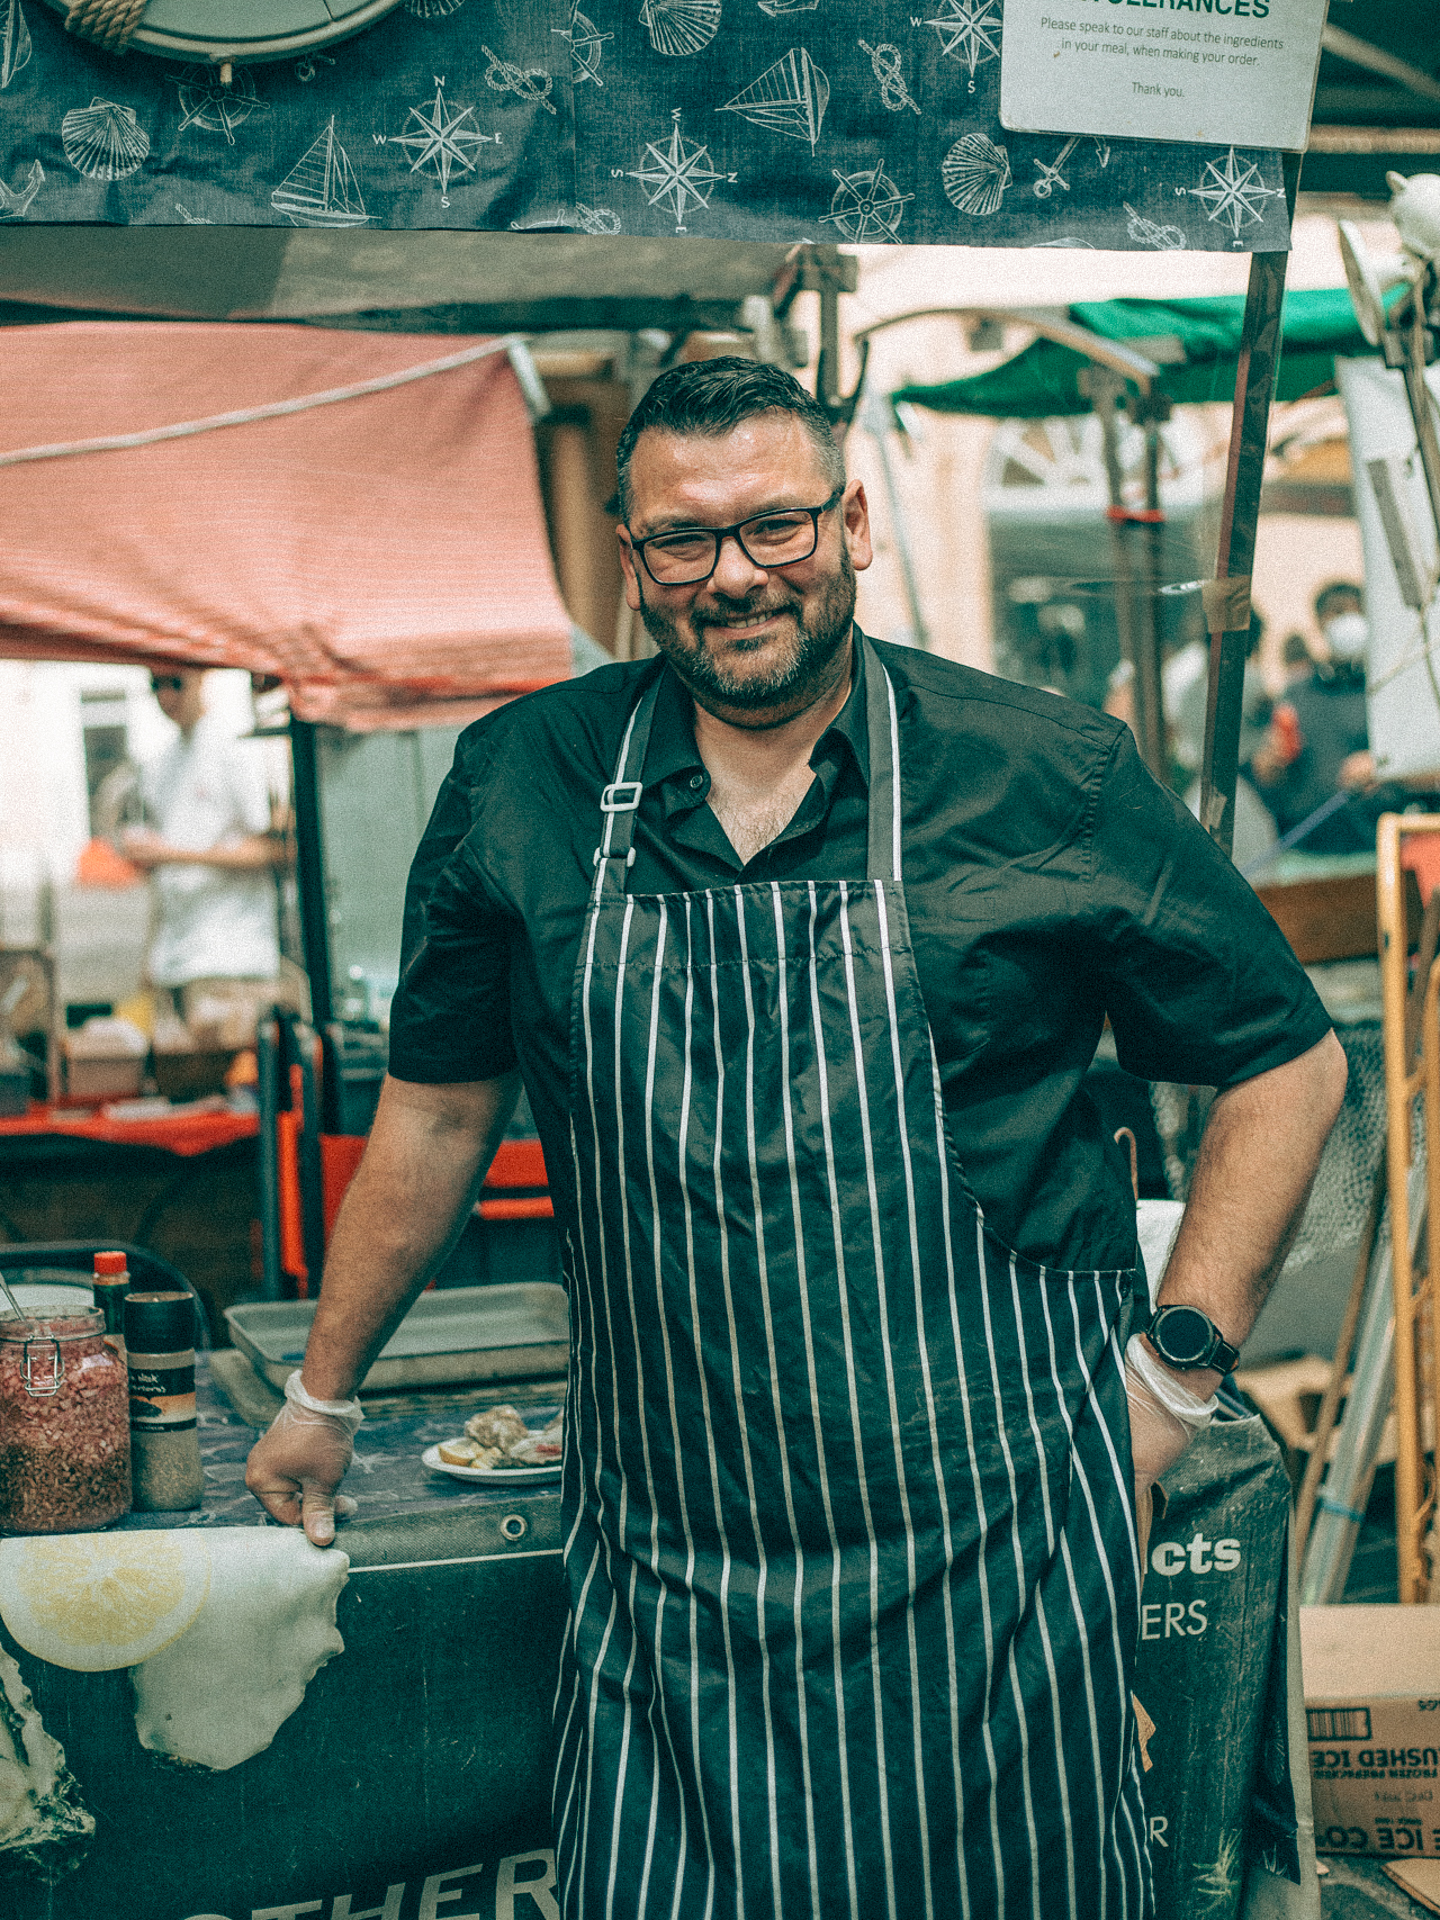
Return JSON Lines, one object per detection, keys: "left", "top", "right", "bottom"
{"left": 552, "top": 641, "right": 1152, "bottom": 1919}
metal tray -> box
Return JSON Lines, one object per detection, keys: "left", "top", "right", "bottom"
{"left": 224, "top": 1283, "right": 569, "bottom": 1393}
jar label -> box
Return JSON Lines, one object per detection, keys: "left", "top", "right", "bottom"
{"left": 129, "top": 1361, "right": 196, "bottom": 1431}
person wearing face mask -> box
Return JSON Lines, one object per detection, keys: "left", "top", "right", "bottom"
{"left": 1251, "top": 581, "right": 1396, "bottom": 855}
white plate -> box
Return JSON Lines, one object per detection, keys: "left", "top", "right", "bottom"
{"left": 422, "top": 1443, "right": 561, "bottom": 1485}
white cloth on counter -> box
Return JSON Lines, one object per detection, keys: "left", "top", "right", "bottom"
{"left": 0, "top": 1528, "right": 348, "bottom": 1773}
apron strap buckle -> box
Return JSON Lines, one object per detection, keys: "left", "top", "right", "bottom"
{"left": 594, "top": 780, "right": 644, "bottom": 879}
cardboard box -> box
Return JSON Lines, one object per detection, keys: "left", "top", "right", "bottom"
{"left": 61, "top": 1050, "right": 143, "bottom": 1100}
{"left": 1302, "top": 1604, "right": 1440, "bottom": 1857}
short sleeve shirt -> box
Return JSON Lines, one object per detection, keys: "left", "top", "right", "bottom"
{"left": 140, "top": 715, "right": 279, "bottom": 988}
{"left": 389, "top": 635, "right": 1332, "bottom": 1271}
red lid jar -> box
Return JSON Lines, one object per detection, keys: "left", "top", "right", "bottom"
{"left": 0, "top": 1309, "right": 131, "bottom": 1533}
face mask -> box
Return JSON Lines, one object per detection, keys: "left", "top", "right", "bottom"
{"left": 1324, "top": 612, "right": 1368, "bottom": 661}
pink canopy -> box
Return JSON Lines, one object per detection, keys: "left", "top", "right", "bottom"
{"left": 0, "top": 322, "right": 573, "bottom": 729}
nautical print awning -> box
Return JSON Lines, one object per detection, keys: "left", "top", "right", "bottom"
{"left": 0, "top": 0, "right": 1292, "bottom": 250}
{"left": 0, "top": 321, "right": 574, "bottom": 729}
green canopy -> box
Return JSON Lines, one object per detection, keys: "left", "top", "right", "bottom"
{"left": 890, "top": 289, "right": 1377, "bottom": 419}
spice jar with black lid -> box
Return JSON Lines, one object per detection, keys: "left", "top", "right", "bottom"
{"left": 0, "top": 1308, "right": 131, "bottom": 1533}
{"left": 125, "top": 1291, "right": 204, "bottom": 1512}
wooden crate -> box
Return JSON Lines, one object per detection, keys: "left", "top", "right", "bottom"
{"left": 1253, "top": 865, "right": 1421, "bottom": 966}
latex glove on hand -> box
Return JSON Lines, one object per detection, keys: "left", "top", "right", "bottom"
{"left": 244, "top": 1370, "right": 363, "bottom": 1546}
{"left": 1125, "top": 1333, "right": 1217, "bottom": 1569}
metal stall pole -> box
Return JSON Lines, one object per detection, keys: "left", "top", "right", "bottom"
{"left": 255, "top": 1011, "right": 285, "bottom": 1301}
{"left": 1197, "top": 244, "right": 1290, "bottom": 854}
{"left": 1082, "top": 365, "right": 1167, "bottom": 781}
{"left": 287, "top": 717, "right": 339, "bottom": 1132}
{"left": 1389, "top": 269, "right": 1440, "bottom": 539}
{"left": 861, "top": 390, "right": 930, "bottom": 651}
{"left": 1134, "top": 400, "right": 1172, "bottom": 774}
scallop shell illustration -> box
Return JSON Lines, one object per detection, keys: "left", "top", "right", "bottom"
{"left": 942, "top": 132, "right": 1010, "bottom": 218}
{"left": 638, "top": 0, "right": 721, "bottom": 58}
{"left": 61, "top": 99, "right": 150, "bottom": 181}
{"left": 405, "top": 0, "right": 467, "bottom": 16}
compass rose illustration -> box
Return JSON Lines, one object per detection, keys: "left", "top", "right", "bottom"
{"left": 554, "top": 5, "right": 611, "bottom": 87}
{"left": 387, "top": 77, "right": 498, "bottom": 198}
{"left": 626, "top": 114, "right": 729, "bottom": 233}
{"left": 920, "top": 0, "right": 1001, "bottom": 92}
{"left": 1179, "top": 146, "right": 1284, "bottom": 244}
{"left": 821, "top": 165, "right": 913, "bottom": 242}
{"left": 174, "top": 64, "right": 265, "bottom": 144}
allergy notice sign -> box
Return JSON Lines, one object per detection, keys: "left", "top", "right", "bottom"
{"left": 1000, "top": 0, "right": 1326, "bottom": 152}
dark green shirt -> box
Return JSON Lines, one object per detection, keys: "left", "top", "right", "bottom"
{"left": 390, "top": 635, "right": 1331, "bottom": 1269}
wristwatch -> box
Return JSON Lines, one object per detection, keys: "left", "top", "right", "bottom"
{"left": 1140, "top": 1303, "right": 1240, "bottom": 1374}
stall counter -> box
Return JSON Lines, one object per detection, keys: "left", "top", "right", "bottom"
{"left": 1, "top": 1358, "right": 566, "bottom": 1920}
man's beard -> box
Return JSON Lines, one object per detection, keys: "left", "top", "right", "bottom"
{"left": 637, "top": 547, "right": 856, "bottom": 717}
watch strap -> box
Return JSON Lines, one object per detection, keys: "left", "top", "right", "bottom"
{"left": 1141, "top": 1303, "right": 1240, "bottom": 1374}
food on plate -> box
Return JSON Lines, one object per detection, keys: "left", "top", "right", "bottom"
{"left": 434, "top": 1406, "right": 564, "bottom": 1473}
{"left": 437, "top": 1439, "right": 501, "bottom": 1469}
{"left": 508, "top": 1416, "right": 563, "bottom": 1465}
{"left": 464, "top": 1405, "right": 530, "bottom": 1451}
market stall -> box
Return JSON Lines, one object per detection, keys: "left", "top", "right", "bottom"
{"left": 2, "top": 1360, "right": 567, "bottom": 1920}
{"left": 6, "top": 7, "right": 1428, "bottom": 1910}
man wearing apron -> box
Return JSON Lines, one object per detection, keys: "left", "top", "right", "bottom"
{"left": 248, "top": 361, "right": 1347, "bottom": 1917}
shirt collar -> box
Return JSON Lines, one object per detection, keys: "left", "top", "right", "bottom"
{"left": 642, "top": 625, "right": 872, "bottom": 811}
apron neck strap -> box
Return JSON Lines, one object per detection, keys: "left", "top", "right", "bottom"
{"left": 863, "top": 637, "right": 903, "bottom": 884}
{"left": 592, "top": 636, "right": 903, "bottom": 899}
{"left": 592, "top": 674, "right": 660, "bottom": 900}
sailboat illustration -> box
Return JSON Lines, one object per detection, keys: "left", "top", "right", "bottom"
{"left": 720, "top": 47, "right": 828, "bottom": 149}
{"left": 270, "top": 118, "right": 369, "bottom": 228}
{"left": 1, "top": 0, "right": 31, "bottom": 91}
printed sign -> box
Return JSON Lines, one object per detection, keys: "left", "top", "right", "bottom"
{"left": 176, "top": 1848, "right": 560, "bottom": 1920}
{"left": 1000, "top": 0, "right": 1327, "bottom": 152}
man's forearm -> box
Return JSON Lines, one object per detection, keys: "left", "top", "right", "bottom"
{"left": 298, "top": 1070, "right": 521, "bottom": 1400}
{"left": 200, "top": 834, "right": 283, "bottom": 871}
{"left": 126, "top": 829, "right": 280, "bottom": 871}
{"left": 1152, "top": 1030, "right": 1348, "bottom": 1396}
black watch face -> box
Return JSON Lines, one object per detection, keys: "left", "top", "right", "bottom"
{"left": 1153, "top": 1306, "right": 1213, "bottom": 1365}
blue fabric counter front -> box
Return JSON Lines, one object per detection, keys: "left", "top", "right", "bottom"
{"left": 1, "top": 1358, "right": 568, "bottom": 1920}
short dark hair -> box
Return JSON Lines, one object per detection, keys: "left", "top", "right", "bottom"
{"left": 1315, "top": 580, "right": 1363, "bottom": 622}
{"left": 615, "top": 356, "right": 843, "bottom": 522}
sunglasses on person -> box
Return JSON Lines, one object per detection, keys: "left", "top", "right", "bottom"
{"left": 150, "top": 674, "right": 185, "bottom": 692}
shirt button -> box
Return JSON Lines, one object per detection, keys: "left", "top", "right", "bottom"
{"left": 689, "top": 774, "right": 705, "bottom": 791}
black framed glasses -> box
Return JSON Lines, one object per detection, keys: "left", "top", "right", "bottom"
{"left": 629, "top": 485, "right": 845, "bottom": 586}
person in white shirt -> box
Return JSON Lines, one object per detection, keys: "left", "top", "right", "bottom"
{"left": 122, "top": 670, "right": 285, "bottom": 1046}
